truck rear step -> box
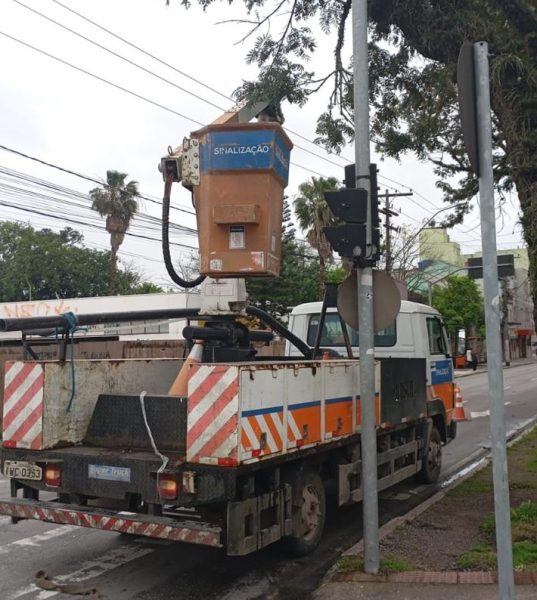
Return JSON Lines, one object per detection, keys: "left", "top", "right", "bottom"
{"left": 0, "top": 498, "right": 222, "bottom": 548}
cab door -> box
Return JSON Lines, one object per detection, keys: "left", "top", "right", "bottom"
{"left": 425, "top": 314, "right": 455, "bottom": 421}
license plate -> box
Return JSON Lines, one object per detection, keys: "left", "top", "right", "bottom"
{"left": 3, "top": 460, "right": 42, "bottom": 480}
{"left": 88, "top": 464, "right": 131, "bottom": 483}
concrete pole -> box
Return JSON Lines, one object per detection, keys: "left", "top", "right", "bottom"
{"left": 352, "top": 0, "right": 379, "bottom": 573}
{"left": 474, "top": 41, "right": 515, "bottom": 600}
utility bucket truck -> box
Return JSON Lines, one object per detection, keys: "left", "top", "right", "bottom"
{"left": 0, "top": 104, "right": 457, "bottom": 556}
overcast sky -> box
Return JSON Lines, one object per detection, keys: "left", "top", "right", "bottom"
{"left": 0, "top": 0, "right": 525, "bottom": 290}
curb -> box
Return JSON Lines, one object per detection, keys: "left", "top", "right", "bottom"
{"left": 332, "top": 570, "right": 537, "bottom": 585}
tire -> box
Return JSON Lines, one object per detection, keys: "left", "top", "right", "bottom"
{"left": 283, "top": 470, "right": 326, "bottom": 556}
{"left": 418, "top": 425, "right": 442, "bottom": 484}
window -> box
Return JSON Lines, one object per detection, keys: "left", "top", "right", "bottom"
{"left": 426, "top": 317, "right": 446, "bottom": 355}
{"left": 307, "top": 314, "right": 397, "bottom": 348}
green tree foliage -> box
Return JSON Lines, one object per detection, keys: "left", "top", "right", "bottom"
{"left": 293, "top": 176, "right": 339, "bottom": 294}
{"left": 0, "top": 222, "right": 161, "bottom": 302}
{"left": 431, "top": 275, "right": 484, "bottom": 338}
{"left": 90, "top": 170, "right": 140, "bottom": 293}
{"left": 178, "top": 0, "right": 537, "bottom": 320}
{"left": 246, "top": 200, "right": 320, "bottom": 318}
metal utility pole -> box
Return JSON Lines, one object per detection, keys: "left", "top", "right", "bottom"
{"left": 352, "top": 0, "right": 378, "bottom": 574}
{"left": 474, "top": 41, "right": 515, "bottom": 600}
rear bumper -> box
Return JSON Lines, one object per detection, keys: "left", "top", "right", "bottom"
{"left": 0, "top": 498, "right": 223, "bottom": 548}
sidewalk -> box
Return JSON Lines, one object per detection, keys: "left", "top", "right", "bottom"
{"left": 454, "top": 355, "right": 536, "bottom": 378}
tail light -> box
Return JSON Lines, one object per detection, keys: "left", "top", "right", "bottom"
{"left": 158, "top": 475, "right": 179, "bottom": 500}
{"left": 44, "top": 464, "right": 62, "bottom": 487}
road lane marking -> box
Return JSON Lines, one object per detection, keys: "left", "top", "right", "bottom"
{"left": 470, "top": 410, "right": 490, "bottom": 418}
{"left": 470, "top": 401, "right": 511, "bottom": 418}
{"left": 0, "top": 525, "right": 75, "bottom": 555}
{"left": 6, "top": 544, "right": 154, "bottom": 599}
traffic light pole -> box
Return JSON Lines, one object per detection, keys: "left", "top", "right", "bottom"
{"left": 352, "top": 0, "right": 379, "bottom": 574}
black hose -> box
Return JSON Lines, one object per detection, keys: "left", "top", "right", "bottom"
{"left": 245, "top": 305, "right": 312, "bottom": 359}
{"left": 0, "top": 308, "right": 201, "bottom": 333}
{"left": 162, "top": 173, "right": 205, "bottom": 289}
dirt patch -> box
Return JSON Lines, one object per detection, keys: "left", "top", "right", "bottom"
{"left": 376, "top": 426, "right": 537, "bottom": 571}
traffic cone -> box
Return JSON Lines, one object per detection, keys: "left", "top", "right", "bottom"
{"left": 453, "top": 385, "right": 471, "bottom": 421}
{"left": 168, "top": 340, "right": 204, "bottom": 397}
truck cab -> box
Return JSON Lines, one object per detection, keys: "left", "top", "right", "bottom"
{"left": 285, "top": 300, "right": 456, "bottom": 436}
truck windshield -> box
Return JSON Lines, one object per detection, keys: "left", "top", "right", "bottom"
{"left": 307, "top": 314, "right": 397, "bottom": 347}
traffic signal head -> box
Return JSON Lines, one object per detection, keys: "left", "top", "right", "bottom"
{"left": 323, "top": 224, "right": 380, "bottom": 262}
{"left": 324, "top": 189, "right": 368, "bottom": 223}
{"left": 322, "top": 183, "right": 380, "bottom": 265}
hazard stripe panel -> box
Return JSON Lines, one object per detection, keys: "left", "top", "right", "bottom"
{"left": 0, "top": 498, "right": 222, "bottom": 547}
{"left": 187, "top": 365, "right": 239, "bottom": 464}
{"left": 3, "top": 362, "right": 45, "bottom": 450}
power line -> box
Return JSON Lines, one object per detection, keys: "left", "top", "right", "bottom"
{"left": 0, "top": 144, "right": 197, "bottom": 217}
{"left": 14, "top": 0, "right": 226, "bottom": 112}
{"left": 0, "top": 30, "right": 330, "bottom": 180}
{"left": 0, "top": 197, "right": 197, "bottom": 250}
{"left": 0, "top": 30, "right": 205, "bottom": 125}
{"left": 12, "top": 0, "right": 507, "bottom": 233}
{"left": 0, "top": 164, "right": 198, "bottom": 235}
{"left": 4, "top": 7, "right": 517, "bottom": 244}
{"left": 49, "top": 0, "right": 233, "bottom": 103}
{"left": 3, "top": 7, "right": 455, "bottom": 206}
{"left": 46, "top": 0, "right": 352, "bottom": 170}
{"left": 0, "top": 165, "right": 199, "bottom": 249}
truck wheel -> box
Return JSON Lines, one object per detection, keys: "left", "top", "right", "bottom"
{"left": 418, "top": 426, "right": 442, "bottom": 484}
{"left": 284, "top": 470, "right": 326, "bottom": 556}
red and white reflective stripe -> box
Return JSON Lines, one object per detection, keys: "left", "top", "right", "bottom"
{"left": 0, "top": 501, "right": 222, "bottom": 547}
{"left": 187, "top": 365, "right": 239, "bottom": 463}
{"left": 3, "top": 362, "right": 44, "bottom": 449}
{"left": 241, "top": 412, "right": 283, "bottom": 456}
{"left": 287, "top": 411, "right": 301, "bottom": 447}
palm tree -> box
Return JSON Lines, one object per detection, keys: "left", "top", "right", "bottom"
{"left": 90, "top": 170, "right": 140, "bottom": 294}
{"left": 293, "top": 176, "right": 339, "bottom": 296}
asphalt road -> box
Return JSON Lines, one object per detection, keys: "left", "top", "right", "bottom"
{"left": 0, "top": 362, "right": 535, "bottom": 600}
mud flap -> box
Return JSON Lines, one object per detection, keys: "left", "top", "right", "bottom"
{"left": 337, "top": 460, "right": 361, "bottom": 506}
{"left": 226, "top": 484, "right": 292, "bottom": 555}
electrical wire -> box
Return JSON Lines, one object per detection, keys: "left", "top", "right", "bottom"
{"left": 14, "top": 0, "right": 226, "bottom": 112}
{"left": 11, "top": 0, "right": 521, "bottom": 238}
{"left": 0, "top": 144, "right": 197, "bottom": 217}
{"left": 0, "top": 30, "right": 205, "bottom": 126}
{"left": 40, "top": 0, "right": 352, "bottom": 170}
{"left": 0, "top": 14, "right": 469, "bottom": 227}
{"left": 2, "top": 6, "right": 522, "bottom": 249}
{"left": 0, "top": 165, "right": 198, "bottom": 237}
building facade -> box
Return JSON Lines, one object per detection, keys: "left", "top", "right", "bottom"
{"left": 418, "top": 228, "right": 534, "bottom": 360}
